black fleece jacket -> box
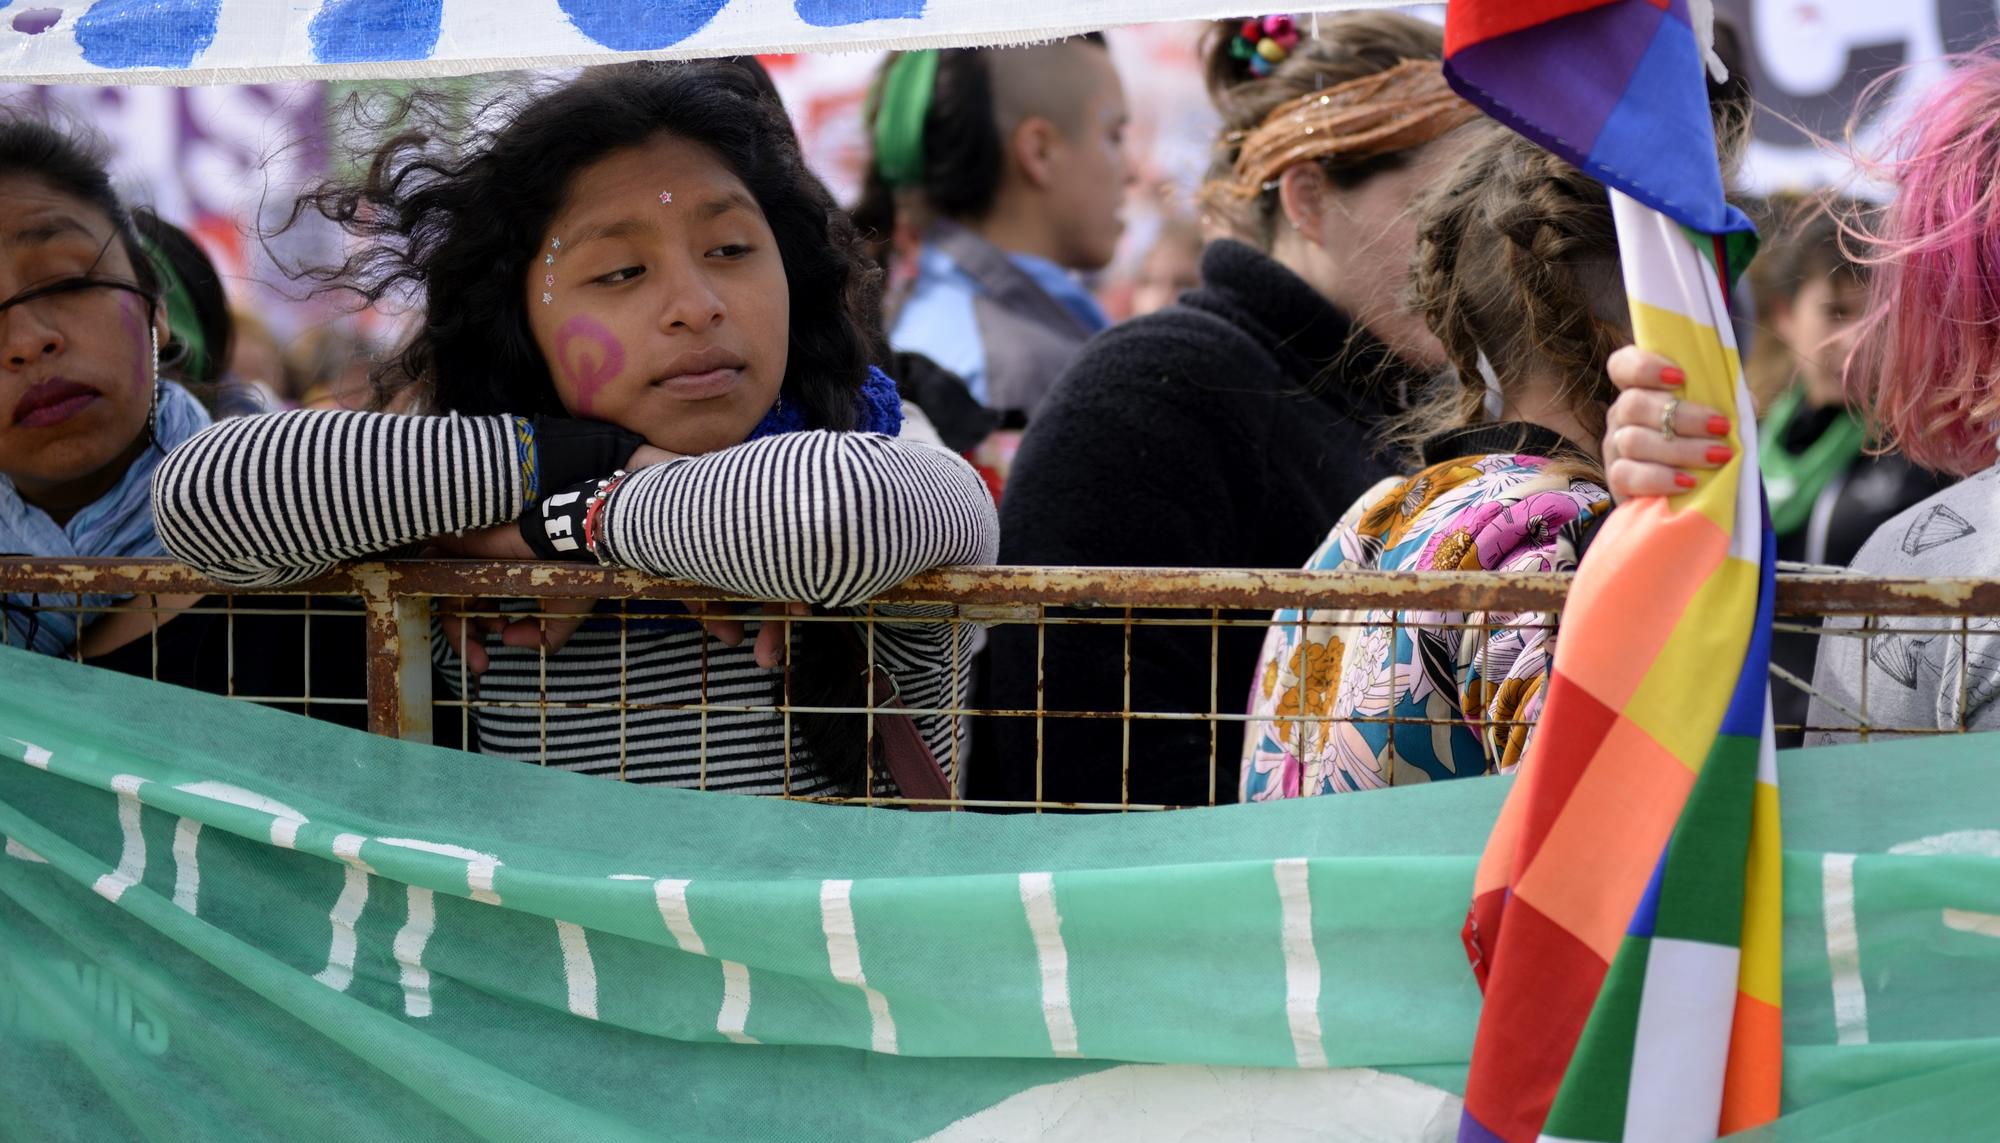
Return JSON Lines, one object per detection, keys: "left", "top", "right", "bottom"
{"left": 973, "top": 239, "right": 1426, "bottom": 807}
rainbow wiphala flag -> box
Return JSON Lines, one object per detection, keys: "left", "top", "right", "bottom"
{"left": 1444, "top": 3, "right": 1780, "bottom": 1141}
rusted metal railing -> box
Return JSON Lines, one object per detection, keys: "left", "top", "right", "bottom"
{"left": 4, "top": 559, "right": 1996, "bottom": 809}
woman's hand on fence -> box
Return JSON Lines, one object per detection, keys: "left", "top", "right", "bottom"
{"left": 423, "top": 450, "right": 667, "bottom": 672}
{"left": 1602, "top": 346, "right": 1733, "bottom": 501}
{"left": 440, "top": 599, "right": 808, "bottom": 674}
{"left": 495, "top": 598, "right": 598, "bottom": 657}
{"left": 424, "top": 526, "right": 537, "bottom": 674}
{"left": 698, "top": 602, "right": 810, "bottom": 669}
{"left": 438, "top": 597, "right": 599, "bottom": 673}
{"left": 425, "top": 442, "right": 751, "bottom": 673}
{"left": 438, "top": 601, "right": 505, "bottom": 674}
{"left": 424, "top": 514, "right": 584, "bottom": 671}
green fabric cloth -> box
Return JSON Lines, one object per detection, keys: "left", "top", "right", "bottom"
{"left": 871, "top": 50, "right": 939, "bottom": 188}
{"left": 1758, "top": 385, "right": 1867, "bottom": 536}
{"left": 1, "top": 644, "right": 1995, "bottom": 1140}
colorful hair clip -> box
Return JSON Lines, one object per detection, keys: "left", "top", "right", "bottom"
{"left": 1231, "top": 13, "right": 1301, "bottom": 77}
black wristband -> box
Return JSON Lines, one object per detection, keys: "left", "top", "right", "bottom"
{"left": 528, "top": 416, "right": 645, "bottom": 500}
{"left": 519, "top": 476, "right": 598, "bottom": 561}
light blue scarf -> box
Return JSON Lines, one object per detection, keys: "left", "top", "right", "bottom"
{"left": 0, "top": 381, "right": 211, "bottom": 655}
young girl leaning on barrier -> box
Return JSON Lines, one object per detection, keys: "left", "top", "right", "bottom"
{"left": 1599, "top": 53, "right": 2000, "bottom": 742}
{"left": 152, "top": 63, "right": 1000, "bottom": 797}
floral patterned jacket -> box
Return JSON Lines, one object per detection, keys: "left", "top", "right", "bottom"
{"left": 1241, "top": 425, "right": 1609, "bottom": 800}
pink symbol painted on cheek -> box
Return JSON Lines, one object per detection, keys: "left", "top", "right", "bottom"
{"left": 554, "top": 316, "right": 626, "bottom": 418}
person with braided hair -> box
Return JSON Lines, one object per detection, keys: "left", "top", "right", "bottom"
{"left": 1241, "top": 129, "right": 1625, "bottom": 799}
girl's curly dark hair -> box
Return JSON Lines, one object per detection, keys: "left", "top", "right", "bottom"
{"left": 281, "top": 61, "right": 876, "bottom": 429}
{"left": 278, "top": 62, "right": 897, "bottom": 795}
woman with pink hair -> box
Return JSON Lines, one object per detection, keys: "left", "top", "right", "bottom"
{"left": 1600, "top": 54, "right": 2000, "bottom": 740}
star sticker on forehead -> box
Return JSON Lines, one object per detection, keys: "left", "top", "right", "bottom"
{"left": 660, "top": 191, "right": 673, "bottom": 205}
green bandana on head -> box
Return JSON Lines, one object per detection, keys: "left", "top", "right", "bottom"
{"left": 871, "top": 49, "right": 940, "bottom": 188}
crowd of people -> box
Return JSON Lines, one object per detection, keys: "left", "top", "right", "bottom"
{"left": 3, "top": 13, "right": 1995, "bottom": 807}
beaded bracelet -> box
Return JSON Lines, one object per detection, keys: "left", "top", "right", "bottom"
{"left": 512, "top": 416, "right": 539, "bottom": 503}
{"left": 581, "top": 469, "right": 631, "bottom": 567}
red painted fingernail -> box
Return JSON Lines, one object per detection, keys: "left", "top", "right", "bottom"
{"left": 1674, "top": 472, "right": 1697, "bottom": 489}
{"left": 1660, "top": 366, "right": 1686, "bottom": 385}
{"left": 1706, "top": 445, "right": 1735, "bottom": 464}
{"left": 1707, "top": 415, "right": 1729, "bottom": 436}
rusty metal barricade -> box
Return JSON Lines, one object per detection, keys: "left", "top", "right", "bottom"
{"left": 3, "top": 558, "right": 1997, "bottom": 810}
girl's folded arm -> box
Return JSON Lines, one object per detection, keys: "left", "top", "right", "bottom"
{"left": 599, "top": 431, "right": 999, "bottom": 606}
{"left": 151, "top": 410, "right": 526, "bottom": 588}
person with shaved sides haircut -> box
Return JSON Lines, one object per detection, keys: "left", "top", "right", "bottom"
{"left": 857, "top": 37, "right": 1135, "bottom": 427}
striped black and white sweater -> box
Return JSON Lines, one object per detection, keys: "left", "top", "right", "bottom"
{"left": 151, "top": 411, "right": 999, "bottom": 794}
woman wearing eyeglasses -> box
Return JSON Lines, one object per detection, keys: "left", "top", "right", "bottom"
{"left": 0, "top": 121, "right": 375, "bottom": 729}
{"left": 0, "top": 120, "right": 213, "bottom": 662}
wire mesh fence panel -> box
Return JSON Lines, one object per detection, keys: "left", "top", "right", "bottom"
{"left": 4, "top": 559, "right": 1999, "bottom": 811}
{"left": 0, "top": 587, "right": 374, "bottom": 728}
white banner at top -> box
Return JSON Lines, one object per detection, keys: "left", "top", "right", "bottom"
{"left": 0, "top": 1, "right": 1397, "bottom": 85}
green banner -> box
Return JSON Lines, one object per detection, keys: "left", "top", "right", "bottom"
{"left": 0, "top": 645, "right": 1994, "bottom": 1140}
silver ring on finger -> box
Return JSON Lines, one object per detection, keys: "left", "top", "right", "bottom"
{"left": 1660, "top": 395, "right": 1681, "bottom": 441}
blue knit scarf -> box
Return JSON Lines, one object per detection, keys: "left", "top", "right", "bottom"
{"left": 745, "top": 365, "right": 903, "bottom": 440}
